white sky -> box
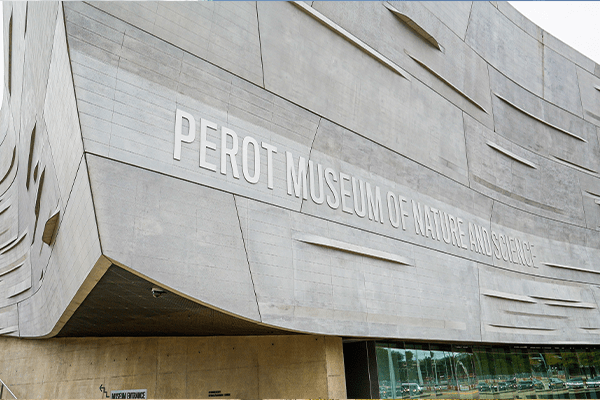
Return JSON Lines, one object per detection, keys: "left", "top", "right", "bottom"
{"left": 0, "top": 3, "right": 599, "bottom": 107}
{"left": 509, "top": 1, "right": 600, "bottom": 65}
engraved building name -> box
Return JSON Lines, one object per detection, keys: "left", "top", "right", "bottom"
{"left": 174, "top": 109, "right": 536, "bottom": 267}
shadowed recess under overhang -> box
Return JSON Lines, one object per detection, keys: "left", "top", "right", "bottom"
{"left": 57, "top": 265, "right": 294, "bottom": 337}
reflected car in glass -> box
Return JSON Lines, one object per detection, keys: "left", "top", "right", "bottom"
{"left": 477, "top": 382, "right": 492, "bottom": 393}
{"left": 401, "top": 383, "right": 423, "bottom": 397}
{"left": 549, "top": 378, "right": 566, "bottom": 390}
{"left": 587, "top": 376, "right": 600, "bottom": 388}
{"left": 517, "top": 380, "right": 535, "bottom": 390}
{"left": 506, "top": 377, "right": 517, "bottom": 390}
{"left": 426, "top": 383, "right": 443, "bottom": 392}
{"left": 532, "top": 379, "right": 545, "bottom": 390}
{"left": 565, "top": 378, "right": 586, "bottom": 389}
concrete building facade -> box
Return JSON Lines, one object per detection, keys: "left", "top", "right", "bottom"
{"left": 1, "top": 1, "right": 600, "bottom": 398}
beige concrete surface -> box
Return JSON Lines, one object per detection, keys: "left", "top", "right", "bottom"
{"left": 0, "top": 334, "right": 346, "bottom": 399}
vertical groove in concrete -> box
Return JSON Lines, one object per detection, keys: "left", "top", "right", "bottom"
{"left": 233, "top": 195, "right": 262, "bottom": 322}
{"left": 461, "top": 112, "right": 472, "bottom": 188}
{"left": 255, "top": 2, "right": 266, "bottom": 89}
{"left": 542, "top": 32, "right": 546, "bottom": 99}
{"left": 464, "top": 1, "right": 475, "bottom": 41}
{"left": 60, "top": 3, "right": 103, "bottom": 255}
{"left": 300, "top": 117, "right": 322, "bottom": 214}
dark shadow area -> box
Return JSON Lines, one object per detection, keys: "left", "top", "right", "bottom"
{"left": 58, "top": 265, "right": 293, "bottom": 337}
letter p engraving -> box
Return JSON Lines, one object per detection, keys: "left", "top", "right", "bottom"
{"left": 174, "top": 109, "right": 196, "bottom": 160}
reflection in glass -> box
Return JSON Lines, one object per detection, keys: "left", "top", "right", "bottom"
{"left": 374, "top": 342, "right": 600, "bottom": 399}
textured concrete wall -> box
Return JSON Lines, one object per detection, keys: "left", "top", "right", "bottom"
{"left": 0, "top": 334, "right": 346, "bottom": 399}
{"left": 56, "top": 0, "right": 600, "bottom": 345}
{"left": 0, "top": 2, "right": 102, "bottom": 339}
{"left": 3, "top": 0, "right": 600, "bottom": 347}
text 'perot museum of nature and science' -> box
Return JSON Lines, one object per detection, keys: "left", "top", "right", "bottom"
{"left": 1, "top": 1, "right": 600, "bottom": 399}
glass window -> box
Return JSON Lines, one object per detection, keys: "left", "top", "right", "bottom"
{"left": 453, "top": 345, "right": 477, "bottom": 399}
{"left": 374, "top": 342, "right": 600, "bottom": 400}
{"left": 474, "top": 346, "right": 496, "bottom": 399}
{"left": 429, "top": 344, "right": 457, "bottom": 398}
{"left": 376, "top": 343, "right": 392, "bottom": 399}
{"left": 405, "top": 343, "right": 430, "bottom": 398}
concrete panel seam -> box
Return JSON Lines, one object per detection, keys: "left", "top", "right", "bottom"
{"left": 591, "top": 286, "right": 600, "bottom": 315}
{"left": 461, "top": 113, "right": 472, "bottom": 188}
{"left": 575, "top": 68, "right": 586, "bottom": 121}
{"left": 233, "top": 195, "right": 262, "bottom": 322}
{"left": 580, "top": 182, "right": 592, "bottom": 231}
{"left": 255, "top": 2, "right": 265, "bottom": 89}
{"left": 495, "top": 4, "right": 541, "bottom": 44}
{"left": 300, "top": 117, "right": 321, "bottom": 214}
{"left": 60, "top": 2, "right": 105, "bottom": 254}
{"left": 464, "top": 2, "right": 474, "bottom": 41}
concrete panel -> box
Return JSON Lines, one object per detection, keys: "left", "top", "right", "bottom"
{"left": 0, "top": 184, "right": 18, "bottom": 254}
{"left": 88, "top": 1, "right": 264, "bottom": 87}
{"left": 66, "top": 6, "right": 321, "bottom": 212}
{"left": 422, "top": 2, "right": 473, "bottom": 40}
{"left": 543, "top": 30, "right": 597, "bottom": 75}
{"left": 490, "top": 67, "right": 600, "bottom": 176}
{"left": 0, "top": 110, "right": 18, "bottom": 201}
{"left": 464, "top": 112, "right": 586, "bottom": 226}
{"left": 543, "top": 46, "right": 583, "bottom": 116}
{"left": 307, "top": 117, "right": 494, "bottom": 258}
{"left": 259, "top": 2, "right": 470, "bottom": 184}
{"left": 17, "top": 159, "right": 102, "bottom": 338}
{"left": 238, "top": 195, "right": 482, "bottom": 341}
{"left": 490, "top": 200, "right": 600, "bottom": 287}
{"left": 479, "top": 264, "right": 600, "bottom": 344}
{"left": 44, "top": 4, "right": 85, "bottom": 212}
{"left": 465, "top": 1, "right": 543, "bottom": 97}
{"left": 496, "top": 2, "right": 542, "bottom": 41}
{"left": 20, "top": 2, "right": 59, "bottom": 122}
{"left": 26, "top": 129, "right": 62, "bottom": 296}
{"left": 5, "top": 2, "right": 27, "bottom": 136}
{"left": 86, "top": 154, "right": 261, "bottom": 322}
{"left": 576, "top": 65, "right": 600, "bottom": 127}
{"left": 313, "top": 1, "right": 492, "bottom": 128}
{"left": 579, "top": 172, "right": 600, "bottom": 231}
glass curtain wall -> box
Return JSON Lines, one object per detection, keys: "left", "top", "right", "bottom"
{"left": 375, "top": 342, "right": 600, "bottom": 399}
